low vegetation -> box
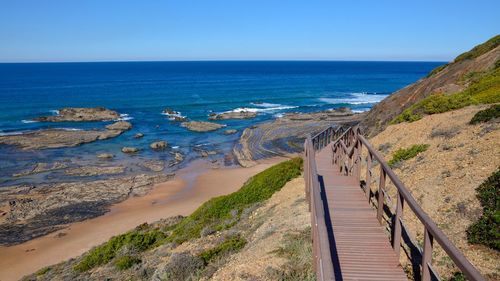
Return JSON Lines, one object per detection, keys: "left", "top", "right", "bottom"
{"left": 198, "top": 234, "right": 247, "bottom": 265}
{"left": 426, "top": 63, "right": 448, "bottom": 77}
{"left": 71, "top": 158, "right": 303, "bottom": 275}
{"left": 391, "top": 58, "right": 500, "bottom": 124}
{"left": 169, "top": 157, "right": 303, "bottom": 243}
{"left": 114, "top": 255, "right": 141, "bottom": 270}
{"left": 446, "top": 272, "right": 466, "bottom": 281}
{"left": 469, "top": 104, "right": 500, "bottom": 124}
{"left": 454, "top": 35, "right": 500, "bottom": 63}
{"left": 466, "top": 168, "right": 500, "bottom": 251}
{"left": 388, "top": 144, "right": 429, "bottom": 168}
{"left": 267, "top": 227, "right": 315, "bottom": 281}
{"left": 74, "top": 226, "right": 167, "bottom": 272}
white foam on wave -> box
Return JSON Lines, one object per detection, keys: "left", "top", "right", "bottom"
{"left": 224, "top": 105, "right": 298, "bottom": 114}
{"left": 171, "top": 145, "right": 180, "bottom": 149}
{"left": 0, "top": 127, "right": 83, "bottom": 136}
{"left": 49, "top": 109, "right": 60, "bottom": 115}
{"left": 21, "top": 120, "right": 38, "bottom": 124}
{"left": 161, "top": 111, "right": 186, "bottom": 121}
{"left": 117, "top": 113, "right": 134, "bottom": 121}
{"left": 250, "top": 102, "right": 283, "bottom": 108}
{"left": 319, "top": 92, "right": 388, "bottom": 105}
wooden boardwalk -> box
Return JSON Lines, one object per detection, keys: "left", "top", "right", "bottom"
{"left": 315, "top": 144, "right": 407, "bottom": 281}
{"left": 304, "top": 126, "right": 485, "bottom": 281}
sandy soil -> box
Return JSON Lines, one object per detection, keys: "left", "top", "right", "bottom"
{"left": 0, "top": 157, "right": 287, "bottom": 281}
{"left": 368, "top": 105, "right": 499, "bottom": 279}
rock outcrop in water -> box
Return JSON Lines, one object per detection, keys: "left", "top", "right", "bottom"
{"left": 163, "top": 108, "right": 187, "bottom": 121}
{"left": 0, "top": 121, "right": 132, "bottom": 150}
{"left": 150, "top": 141, "right": 167, "bottom": 150}
{"left": 0, "top": 173, "right": 173, "bottom": 245}
{"left": 181, "top": 121, "right": 225, "bottom": 132}
{"left": 34, "top": 107, "right": 120, "bottom": 122}
{"left": 12, "top": 162, "right": 68, "bottom": 177}
{"left": 234, "top": 108, "right": 364, "bottom": 167}
{"left": 208, "top": 110, "right": 257, "bottom": 120}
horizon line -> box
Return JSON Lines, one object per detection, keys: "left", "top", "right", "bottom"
{"left": 0, "top": 58, "right": 449, "bottom": 64}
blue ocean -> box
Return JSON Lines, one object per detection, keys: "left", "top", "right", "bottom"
{"left": 0, "top": 61, "right": 442, "bottom": 185}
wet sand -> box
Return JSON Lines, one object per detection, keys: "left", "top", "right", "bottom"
{"left": 0, "top": 157, "right": 287, "bottom": 281}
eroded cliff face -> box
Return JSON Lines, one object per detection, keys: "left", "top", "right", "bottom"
{"left": 360, "top": 44, "right": 499, "bottom": 137}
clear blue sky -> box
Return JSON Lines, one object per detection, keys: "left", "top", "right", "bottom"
{"left": 0, "top": 0, "right": 499, "bottom": 62}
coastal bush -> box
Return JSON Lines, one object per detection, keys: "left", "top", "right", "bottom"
{"left": 469, "top": 104, "right": 500, "bottom": 124}
{"left": 169, "top": 158, "right": 303, "bottom": 243}
{"left": 391, "top": 63, "right": 500, "bottom": 124}
{"left": 426, "top": 63, "right": 448, "bottom": 77}
{"left": 466, "top": 168, "right": 500, "bottom": 251}
{"left": 74, "top": 226, "right": 167, "bottom": 272}
{"left": 388, "top": 144, "right": 429, "bottom": 168}
{"left": 114, "top": 255, "right": 141, "bottom": 270}
{"left": 454, "top": 35, "right": 500, "bottom": 63}
{"left": 446, "top": 272, "right": 466, "bottom": 281}
{"left": 267, "top": 227, "right": 315, "bottom": 281}
{"left": 198, "top": 234, "right": 247, "bottom": 265}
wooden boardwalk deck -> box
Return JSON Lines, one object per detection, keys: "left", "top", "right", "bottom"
{"left": 315, "top": 144, "right": 407, "bottom": 281}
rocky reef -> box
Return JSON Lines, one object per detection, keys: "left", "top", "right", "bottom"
{"left": 233, "top": 108, "right": 363, "bottom": 167}
{"left": 181, "top": 121, "right": 225, "bottom": 132}
{"left": 34, "top": 107, "right": 120, "bottom": 122}
{"left": 0, "top": 121, "right": 132, "bottom": 150}
{"left": 0, "top": 173, "right": 173, "bottom": 245}
{"left": 208, "top": 110, "right": 257, "bottom": 120}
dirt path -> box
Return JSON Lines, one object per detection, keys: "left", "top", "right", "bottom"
{"left": 0, "top": 157, "right": 286, "bottom": 281}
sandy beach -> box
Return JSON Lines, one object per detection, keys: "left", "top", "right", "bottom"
{"left": 0, "top": 157, "right": 287, "bottom": 281}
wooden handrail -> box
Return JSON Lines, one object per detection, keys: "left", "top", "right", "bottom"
{"left": 305, "top": 125, "right": 485, "bottom": 281}
{"left": 304, "top": 136, "right": 335, "bottom": 280}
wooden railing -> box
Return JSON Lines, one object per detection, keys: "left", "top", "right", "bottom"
{"left": 304, "top": 125, "right": 486, "bottom": 281}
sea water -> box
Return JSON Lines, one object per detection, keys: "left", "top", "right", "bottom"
{"left": 0, "top": 61, "right": 442, "bottom": 185}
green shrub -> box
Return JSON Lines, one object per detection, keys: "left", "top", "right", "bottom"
{"left": 392, "top": 63, "right": 500, "bottom": 124}
{"left": 467, "top": 168, "right": 500, "bottom": 251}
{"left": 454, "top": 35, "right": 500, "bottom": 63}
{"left": 199, "top": 235, "right": 247, "bottom": 264}
{"left": 426, "top": 63, "right": 448, "bottom": 77}
{"left": 470, "top": 104, "right": 500, "bottom": 124}
{"left": 114, "top": 255, "right": 141, "bottom": 270}
{"left": 74, "top": 227, "right": 166, "bottom": 272}
{"left": 446, "top": 272, "right": 466, "bottom": 281}
{"left": 388, "top": 144, "right": 429, "bottom": 168}
{"left": 169, "top": 158, "right": 303, "bottom": 243}
{"left": 36, "top": 267, "right": 51, "bottom": 276}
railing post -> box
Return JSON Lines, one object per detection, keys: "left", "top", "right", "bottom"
{"left": 422, "top": 228, "right": 434, "bottom": 281}
{"left": 377, "top": 167, "right": 386, "bottom": 223}
{"left": 365, "top": 152, "right": 372, "bottom": 200}
{"left": 304, "top": 140, "right": 311, "bottom": 211}
{"left": 392, "top": 191, "right": 404, "bottom": 257}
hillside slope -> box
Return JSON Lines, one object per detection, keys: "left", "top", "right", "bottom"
{"left": 368, "top": 105, "right": 499, "bottom": 280}
{"left": 361, "top": 35, "right": 500, "bottom": 136}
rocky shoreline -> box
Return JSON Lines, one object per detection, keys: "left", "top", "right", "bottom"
{"left": 233, "top": 108, "right": 364, "bottom": 167}
{"left": 0, "top": 121, "right": 132, "bottom": 150}
{"left": 0, "top": 106, "right": 363, "bottom": 246}
{"left": 0, "top": 173, "right": 173, "bottom": 245}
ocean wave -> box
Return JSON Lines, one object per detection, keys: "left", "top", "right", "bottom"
{"left": 0, "top": 127, "right": 84, "bottom": 136}
{"left": 49, "top": 109, "right": 60, "bottom": 115}
{"left": 224, "top": 105, "right": 298, "bottom": 114}
{"left": 171, "top": 145, "right": 180, "bottom": 149}
{"left": 161, "top": 111, "right": 186, "bottom": 121}
{"left": 21, "top": 120, "right": 38, "bottom": 124}
{"left": 250, "top": 102, "right": 283, "bottom": 108}
{"left": 117, "top": 113, "right": 134, "bottom": 121}
{"left": 319, "top": 92, "right": 388, "bottom": 105}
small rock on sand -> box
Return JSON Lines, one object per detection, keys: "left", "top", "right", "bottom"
{"left": 122, "top": 147, "right": 139, "bottom": 153}
{"left": 150, "top": 141, "right": 167, "bottom": 150}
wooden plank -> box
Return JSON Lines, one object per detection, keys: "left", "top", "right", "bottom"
{"left": 314, "top": 147, "right": 408, "bottom": 281}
